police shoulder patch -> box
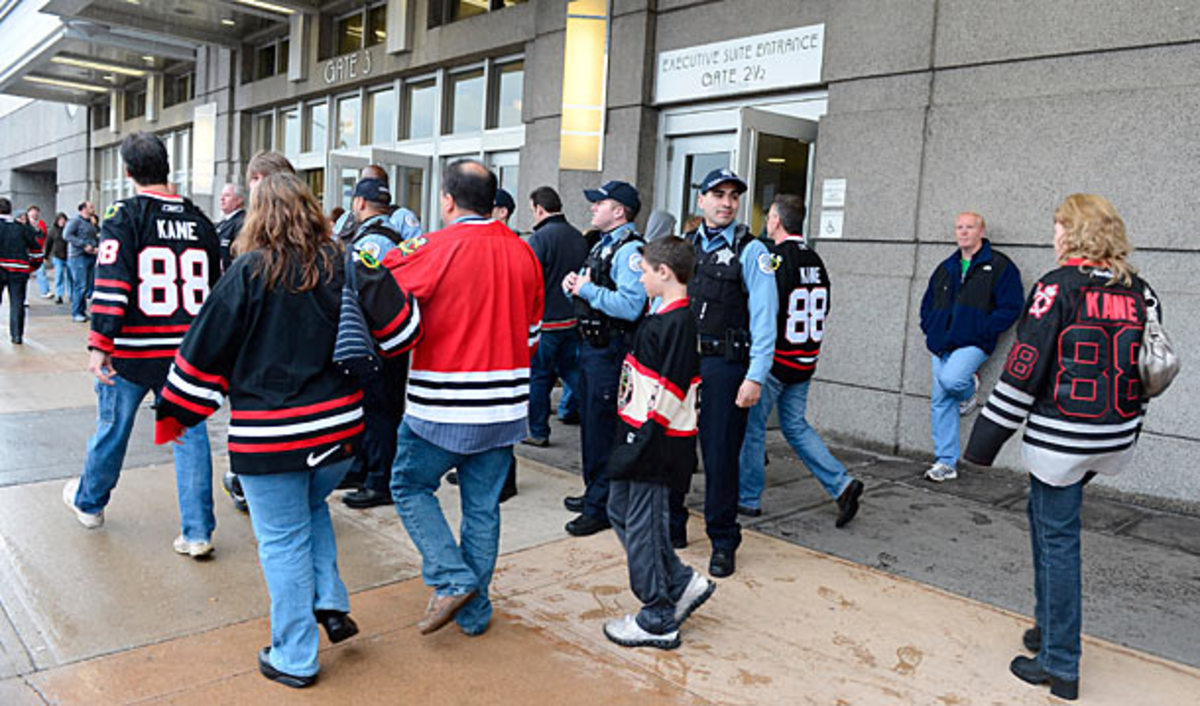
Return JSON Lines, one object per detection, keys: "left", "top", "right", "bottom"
{"left": 629, "top": 252, "right": 643, "bottom": 271}
{"left": 355, "top": 248, "right": 381, "bottom": 269}
{"left": 404, "top": 213, "right": 419, "bottom": 228}
{"left": 756, "top": 252, "right": 778, "bottom": 275}
{"left": 358, "top": 241, "right": 382, "bottom": 261}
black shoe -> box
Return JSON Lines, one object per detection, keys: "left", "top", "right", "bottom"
{"left": 1023, "top": 626, "right": 1041, "bottom": 652}
{"left": 315, "top": 610, "right": 359, "bottom": 643}
{"left": 559, "top": 413, "right": 581, "bottom": 425}
{"left": 10, "top": 337, "right": 21, "bottom": 345}
{"left": 1009, "top": 655, "right": 1078, "bottom": 700}
{"left": 55, "top": 296, "right": 62, "bottom": 304}
{"left": 563, "top": 495, "right": 584, "bottom": 513}
{"left": 835, "top": 479, "right": 864, "bottom": 528}
{"left": 709, "top": 549, "right": 736, "bottom": 578}
{"left": 737, "top": 504, "right": 762, "bottom": 518}
{"left": 446, "top": 471, "right": 459, "bottom": 486}
{"left": 222, "top": 471, "right": 248, "bottom": 513}
{"left": 499, "top": 483, "right": 518, "bottom": 504}
{"left": 521, "top": 436, "right": 549, "bottom": 447}
{"left": 258, "top": 647, "right": 316, "bottom": 688}
{"left": 343, "top": 487, "right": 391, "bottom": 509}
{"left": 565, "top": 513, "right": 610, "bottom": 537}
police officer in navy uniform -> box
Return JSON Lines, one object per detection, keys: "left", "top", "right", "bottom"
{"left": 563, "top": 180, "right": 648, "bottom": 537}
{"left": 682, "top": 168, "right": 779, "bottom": 578}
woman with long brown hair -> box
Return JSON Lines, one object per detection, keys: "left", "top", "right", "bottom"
{"left": 965, "top": 194, "right": 1161, "bottom": 700}
{"left": 154, "top": 172, "right": 419, "bottom": 687}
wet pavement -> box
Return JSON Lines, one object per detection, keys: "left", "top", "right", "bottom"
{"left": 2, "top": 288, "right": 1200, "bottom": 704}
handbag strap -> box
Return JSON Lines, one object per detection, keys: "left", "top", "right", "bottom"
{"left": 1143, "top": 286, "right": 1160, "bottom": 324}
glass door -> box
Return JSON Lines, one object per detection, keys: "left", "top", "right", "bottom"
{"left": 326, "top": 148, "right": 431, "bottom": 227}
{"left": 736, "top": 108, "right": 818, "bottom": 237}
{"left": 326, "top": 151, "right": 369, "bottom": 212}
{"left": 664, "top": 133, "right": 733, "bottom": 234}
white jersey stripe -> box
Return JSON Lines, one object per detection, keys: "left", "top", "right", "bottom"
{"left": 994, "top": 380, "right": 1035, "bottom": 406}
{"left": 1027, "top": 413, "right": 1143, "bottom": 435}
{"left": 1024, "top": 426, "right": 1137, "bottom": 449}
{"left": 406, "top": 400, "right": 527, "bottom": 424}
{"left": 408, "top": 384, "right": 529, "bottom": 401}
{"left": 229, "top": 408, "right": 363, "bottom": 437}
{"left": 114, "top": 336, "right": 184, "bottom": 347}
{"left": 982, "top": 406, "right": 1022, "bottom": 430}
{"left": 167, "top": 370, "right": 224, "bottom": 404}
{"left": 409, "top": 368, "right": 530, "bottom": 384}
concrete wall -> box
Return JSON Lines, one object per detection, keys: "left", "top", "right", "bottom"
{"left": 0, "top": 101, "right": 90, "bottom": 214}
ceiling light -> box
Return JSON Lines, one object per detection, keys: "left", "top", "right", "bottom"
{"left": 234, "top": 0, "right": 297, "bottom": 15}
{"left": 25, "top": 75, "right": 110, "bottom": 93}
{"left": 767, "top": 157, "right": 786, "bottom": 164}
{"left": 142, "top": 55, "right": 155, "bottom": 63}
{"left": 221, "top": 19, "right": 237, "bottom": 26}
{"left": 51, "top": 56, "right": 147, "bottom": 77}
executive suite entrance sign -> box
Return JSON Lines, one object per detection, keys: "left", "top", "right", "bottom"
{"left": 654, "top": 25, "right": 824, "bottom": 104}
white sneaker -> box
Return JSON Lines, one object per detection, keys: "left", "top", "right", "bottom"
{"left": 603, "top": 614, "right": 680, "bottom": 650}
{"left": 959, "top": 373, "right": 981, "bottom": 415}
{"left": 924, "top": 463, "right": 958, "bottom": 483}
{"left": 674, "top": 570, "right": 716, "bottom": 625}
{"left": 173, "top": 534, "right": 214, "bottom": 558}
{"left": 62, "top": 478, "right": 104, "bottom": 529}
{"left": 40, "top": 291, "right": 55, "bottom": 299}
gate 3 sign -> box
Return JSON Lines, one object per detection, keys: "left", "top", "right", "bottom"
{"left": 324, "top": 49, "right": 373, "bottom": 85}
{"left": 655, "top": 25, "right": 824, "bottom": 104}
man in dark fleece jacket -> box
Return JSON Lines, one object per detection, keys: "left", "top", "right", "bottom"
{"left": 919, "top": 211, "right": 1023, "bottom": 482}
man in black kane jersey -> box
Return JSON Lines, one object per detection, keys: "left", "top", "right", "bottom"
{"left": 737, "top": 194, "right": 863, "bottom": 527}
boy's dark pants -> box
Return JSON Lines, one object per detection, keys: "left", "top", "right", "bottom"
{"left": 608, "top": 479, "right": 694, "bottom": 634}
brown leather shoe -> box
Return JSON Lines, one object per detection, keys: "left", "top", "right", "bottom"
{"left": 417, "top": 590, "right": 476, "bottom": 635}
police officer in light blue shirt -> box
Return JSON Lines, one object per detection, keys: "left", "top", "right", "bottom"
{"left": 679, "top": 168, "right": 778, "bottom": 579}
{"left": 562, "top": 180, "right": 648, "bottom": 537}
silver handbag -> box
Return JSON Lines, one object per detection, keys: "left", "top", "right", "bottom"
{"left": 1139, "top": 286, "right": 1179, "bottom": 398}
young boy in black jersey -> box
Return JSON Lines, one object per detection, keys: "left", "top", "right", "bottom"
{"left": 602, "top": 236, "right": 715, "bottom": 650}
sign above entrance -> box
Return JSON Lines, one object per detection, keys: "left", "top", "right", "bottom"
{"left": 323, "top": 49, "right": 373, "bottom": 85}
{"left": 655, "top": 25, "right": 824, "bottom": 105}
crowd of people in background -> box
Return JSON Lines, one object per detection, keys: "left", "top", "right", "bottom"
{"left": 0, "top": 125, "right": 1155, "bottom": 702}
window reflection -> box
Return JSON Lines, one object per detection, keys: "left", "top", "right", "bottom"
{"left": 336, "top": 12, "right": 364, "bottom": 55}
{"left": 446, "top": 69, "right": 484, "bottom": 134}
{"left": 336, "top": 95, "right": 361, "bottom": 149}
{"left": 306, "top": 102, "right": 327, "bottom": 153}
{"left": 369, "top": 89, "right": 396, "bottom": 145}
{"left": 493, "top": 60, "right": 523, "bottom": 128}
{"left": 405, "top": 80, "right": 437, "bottom": 139}
{"left": 282, "top": 108, "right": 300, "bottom": 157}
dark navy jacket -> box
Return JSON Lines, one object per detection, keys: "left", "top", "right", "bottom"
{"left": 919, "top": 239, "right": 1023, "bottom": 355}
{"left": 528, "top": 213, "right": 588, "bottom": 328}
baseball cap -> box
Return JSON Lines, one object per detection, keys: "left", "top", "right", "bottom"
{"left": 583, "top": 180, "right": 641, "bottom": 215}
{"left": 494, "top": 188, "right": 515, "bottom": 213}
{"left": 698, "top": 168, "right": 747, "bottom": 195}
{"left": 352, "top": 178, "right": 391, "bottom": 204}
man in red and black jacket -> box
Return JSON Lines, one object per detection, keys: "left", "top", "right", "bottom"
{"left": 0, "top": 198, "right": 44, "bottom": 343}
{"left": 61, "top": 132, "right": 222, "bottom": 560}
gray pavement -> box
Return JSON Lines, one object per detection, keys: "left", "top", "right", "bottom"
{"left": 518, "top": 416, "right": 1200, "bottom": 669}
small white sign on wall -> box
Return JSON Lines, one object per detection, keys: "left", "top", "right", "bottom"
{"left": 822, "top": 178, "right": 846, "bottom": 208}
{"left": 819, "top": 210, "right": 844, "bottom": 239}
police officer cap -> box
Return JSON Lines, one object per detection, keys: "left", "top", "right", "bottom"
{"left": 699, "top": 168, "right": 747, "bottom": 195}
{"left": 583, "top": 180, "right": 641, "bottom": 215}
{"left": 494, "top": 188, "right": 516, "bottom": 213}
{"left": 352, "top": 178, "right": 391, "bottom": 204}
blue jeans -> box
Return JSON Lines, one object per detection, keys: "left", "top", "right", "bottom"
{"left": 74, "top": 375, "right": 215, "bottom": 541}
{"left": 52, "top": 256, "right": 71, "bottom": 298}
{"left": 527, "top": 328, "right": 581, "bottom": 440}
{"left": 240, "top": 460, "right": 352, "bottom": 678}
{"left": 68, "top": 255, "right": 94, "bottom": 318}
{"left": 930, "top": 346, "right": 988, "bottom": 468}
{"left": 1028, "top": 474, "right": 1083, "bottom": 681}
{"left": 35, "top": 263, "right": 50, "bottom": 296}
{"left": 558, "top": 380, "right": 579, "bottom": 419}
{"left": 391, "top": 420, "right": 511, "bottom": 635}
{"left": 739, "top": 375, "right": 851, "bottom": 509}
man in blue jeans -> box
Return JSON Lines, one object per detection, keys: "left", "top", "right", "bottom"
{"left": 919, "top": 212, "right": 1023, "bottom": 482}
{"left": 738, "top": 195, "right": 863, "bottom": 526}
{"left": 524, "top": 186, "right": 587, "bottom": 447}
{"left": 62, "top": 132, "right": 219, "bottom": 558}
{"left": 381, "top": 159, "right": 543, "bottom": 636}
{"left": 63, "top": 201, "right": 98, "bottom": 322}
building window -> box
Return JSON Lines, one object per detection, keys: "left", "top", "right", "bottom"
{"left": 125, "top": 87, "right": 147, "bottom": 120}
{"left": 334, "top": 3, "right": 385, "bottom": 56}
{"left": 335, "top": 94, "right": 361, "bottom": 149}
{"left": 163, "top": 72, "right": 194, "bottom": 108}
{"left": 98, "top": 145, "right": 127, "bottom": 212}
{"left": 488, "top": 150, "right": 520, "bottom": 198}
{"left": 491, "top": 60, "right": 523, "bottom": 128}
{"left": 429, "top": 0, "right": 526, "bottom": 28}
{"left": 368, "top": 88, "right": 395, "bottom": 145}
{"left": 404, "top": 79, "right": 437, "bottom": 139}
{"left": 252, "top": 37, "right": 289, "bottom": 82}
{"left": 93, "top": 102, "right": 111, "bottom": 131}
{"left": 305, "top": 101, "right": 328, "bottom": 153}
{"left": 161, "top": 128, "right": 192, "bottom": 197}
{"left": 252, "top": 112, "right": 274, "bottom": 153}
{"left": 282, "top": 107, "right": 300, "bottom": 157}
{"left": 445, "top": 68, "right": 484, "bottom": 135}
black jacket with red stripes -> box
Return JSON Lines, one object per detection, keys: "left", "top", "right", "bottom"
{"left": 87, "top": 191, "right": 220, "bottom": 389}
{"left": 769, "top": 236, "right": 831, "bottom": 384}
{"left": 0, "top": 216, "right": 44, "bottom": 276}
{"left": 154, "top": 247, "right": 420, "bottom": 475}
